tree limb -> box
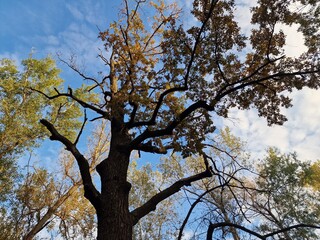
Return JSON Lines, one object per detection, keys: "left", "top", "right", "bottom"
{"left": 23, "top": 182, "right": 81, "bottom": 240}
{"left": 129, "top": 100, "right": 215, "bottom": 146}
{"left": 216, "top": 68, "right": 320, "bottom": 102}
{"left": 31, "top": 87, "right": 109, "bottom": 119}
{"left": 130, "top": 66, "right": 319, "bottom": 147}
{"left": 206, "top": 222, "right": 320, "bottom": 240}
{"left": 130, "top": 168, "right": 213, "bottom": 225}
{"left": 178, "top": 184, "right": 227, "bottom": 240}
{"left": 132, "top": 143, "right": 169, "bottom": 154}
{"left": 40, "top": 119, "right": 101, "bottom": 208}
{"left": 74, "top": 109, "right": 87, "bottom": 146}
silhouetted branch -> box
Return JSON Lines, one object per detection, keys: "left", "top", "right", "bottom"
{"left": 74, "top": 110, "right": 87, "bottom": 146}
{"left": 129, "top": 100, "right": 215, "bottom": 146}
{"left": 178, "top": 183, "right": 228, "bottom": 240}
{"left": 133, "top": 143, "right": 169, "bottom": 154}
{"left": 40, "top": 119, "right": 100, "bottom": 208}
{"left": 131, "top": 167, "right": 213, "bottom": 225}
{"left": 31, "top": 87, "right": 109, "bottom": 119}
{"left": 206, "top": 222, "right": 320, "bottom": 240}
{"left": 127, "top": 0, "right": 219, "bottom": 129}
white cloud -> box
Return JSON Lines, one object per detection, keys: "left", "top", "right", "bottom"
{"left": 66, "top": 0, "right": 116, "bottom": 27}
{"left": 223, "top": 89, "right": 320, "bottom": 161}
{"left": 46, "top": 35, "right": 60, "bottom": 46}
{"left": 215, "top": 1, "right": 318, "bottom": 162}
{"left": 54, "top": 23, "right": 105, "bottom": 75}
{"left": 181, "top": 229, "right": 194, "bottom": 240}
{"left": 0, "top": 52, "right": 21, "bottom": 63}
{"left": 277, "top": 23, "right": 307, "bottom": 58}
{"left": 235, "top": 0, "right": 258, "bottom": 35}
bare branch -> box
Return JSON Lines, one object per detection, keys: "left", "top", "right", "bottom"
{"left": 178, "top": 183, "right": 228, "bottom": 240}
{"left": 131, "top": 168, "right": 213, "bottom": 224}
{"left": 40, "top": 119, "right": 100, "bottom": 208}
{"left": 131, "top": 0, "right": 146, "bottom": 22}
{"left": 74, "top": 110, "right": 87, "bottom": 146}
{"left": 207, "top": 222, "right": 264, "bottom": 239}
{"left": 206, "top": 222, "right": 320, "bottom": 240}
{"left": 31, "top": 87, "right": 109, "bottom": 119}
{"left": 132, "top": 143, "right": 169, "bottom": 154}
{"left": 58, "top": 55, "right": 98, "bottom": 83}
{"left": 264, "top": 224, "right": 320, "bottom": 238}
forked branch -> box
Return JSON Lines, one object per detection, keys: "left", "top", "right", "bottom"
{"left": 178, "top": 183, "right": 228, "bottom": 240}
{"left": 130, "top": 100, "right": 215, "bottom": 146}
{"left": 40, "top": 119, "right": 101, "bottom": 208}
{"left": 31, "top": 87, "right": 109, "bottom": 119}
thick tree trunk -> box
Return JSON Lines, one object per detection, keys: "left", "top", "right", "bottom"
{"left": 97, "top": 206, "right": 133, "bottom": 240}
{"left": 96, "top": 120, "right": 133, "bottom": 240}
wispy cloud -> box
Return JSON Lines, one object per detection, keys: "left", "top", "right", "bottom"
{"left": 223, "top": 89, "right": 320, "bottom": 161}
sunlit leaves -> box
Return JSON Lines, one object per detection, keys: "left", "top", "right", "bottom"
{"left": 0, "top": 157, "right": 18, "bottom": 203}
{"left": 0, "top": 57, "right": 82, "bottom": 210}
{"left": 255, "top": 148, "right": 320, "bottom": 239}
{"left": 0, "top": 57, "right": 83, "bottom": 158}
{"left": 127, "top": 159, "right": 178, "bottom": 240}
{"left": 305, "top": 160, "right": 320, "bottom": 191}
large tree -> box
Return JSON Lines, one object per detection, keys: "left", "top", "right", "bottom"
{"left": 35, "top": 0, "right": 319, "bottom": 239}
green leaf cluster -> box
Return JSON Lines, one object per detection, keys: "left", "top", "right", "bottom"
{"left": 256, "top": 148, "right": 320, "bottom": 239}
{"left": 0, "top": 57, "right": 85, "bottom": 158}
{"left": 0, "top": 57, "right": 86, "bottom": 203}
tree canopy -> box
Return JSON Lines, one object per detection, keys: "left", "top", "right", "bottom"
{"left": 1, "top": 0, "right": 319, "bottom": 239}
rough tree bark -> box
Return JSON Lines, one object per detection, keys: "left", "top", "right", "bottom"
{"left": 95, "top": 120, "right": 133, "bottom": 239}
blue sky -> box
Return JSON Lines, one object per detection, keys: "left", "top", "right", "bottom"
{"left": 0, "top": 0, "right": 117, "bottom": 71}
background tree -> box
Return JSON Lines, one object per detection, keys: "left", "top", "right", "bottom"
{"left": 0, "top": 120, "right": 112, "bottom": 240}
{"left": 251, "top": 148, "right": 320, "bottom": 240}
{"left": 177, "top": 128, "right": 252, "bottom": 240}
{"left": 1, "top": 153, "right": 94, "bottom": 239}
{"left": 2, "top": 119, "right": 319, "bottom": 239}
{"left": 1, "top": 118, "right": 178, "bottom": 239}
{"left": 31, "top": 0, "right": 320, "bottom": 239}
{"left": 305, "top": 160, "right": 320, "bottom": 191}
{"left": 140, "top": 130, "right": 320, "bottom": 240}
{"left": 0, "top": 56, "right": 85, "bottom": 204}
{"left": 202, "top": 147, "right": 320, "bottom": 240}
{"left": 129, "top": 160, "right": 178, "bottom": 240}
